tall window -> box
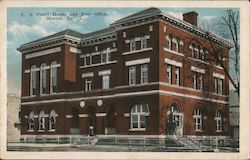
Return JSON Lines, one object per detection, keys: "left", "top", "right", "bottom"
{"left": 28, "top": 111, "right": 34, "bottom": 130}
{"left": 194, "top": 108, "right": 203, "bottom": 131}
{"left": 38, "top": 111, "right": 45, "bottom": 131}
{"left": 131, "top": 103, "right": 149, "bottom": 129}
{"left": 129, "top": 65, "right": 136, "bottom": 85}
{"left": 175, "top": 67, "right": 180, "bottom": 86}
{"left": 40, "top": 63, "right": 46, "bottom": 94}
{"left": 50, "top": 61, "right": 57, "bottom": 93}
{"left": 168, "top": 34, "right": 173, "bottom": 50}
{"left": 193, "top": 72, "right": 204, "bottom": 90}
{"left": 176, "top": 38, "right": 180, "bottom": 53}
{"left": 101, "top": 48, "right": 111, "bottom": 63}
{"left": 191, "top": 43, "right": 195, "bottom": 58}
{"left": 167, "top": 65, "right": 172, "bottom": 84}
{"left": 199, "top": 74, "right": 204, "bottom": 90}
{"left": 193, "top": 72, "right": 197, "bottom": 89}
{"left": 141, "top": 36, "right": 147, "bottom": 49}
{"left": 215, "top": 110, "right": 223, "bottom": 132}
{"left": 49, "top": 109, "right": 56, "bottom": 130}
{"left": 130, "top": 38, "right": 136, "bottom": 51}
{"left": 85, "top": 77, "right": 92, "bottom": 91}
{"left": 30, "top": 65, "right": 36, "bottom": 96}
{"left": 215, "top": 78, "right": 223, "bottom": 95}
{"left": 141, "top": 64, "right": 148, "bottom": 84}
{"left": 102, "top": 75, "right": 110, "bottom": 89}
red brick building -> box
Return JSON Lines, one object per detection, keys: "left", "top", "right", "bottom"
{"left": 18, "top": 8, "right": 233, "bottom": 140}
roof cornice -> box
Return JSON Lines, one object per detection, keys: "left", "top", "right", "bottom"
{"left": 111, "top": 10, "right": 233, "bottom": 48}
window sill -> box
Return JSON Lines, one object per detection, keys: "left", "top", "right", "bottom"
{"left": 216, "top": 130, "right": 223, "bottom": 133}
{"left": 163, "top": 48, "right": 184, "bottom": 57}
{"left": 213, "top": 65, "right": 223, "bottom": 70}
{"left": 38, "top": 130, "right": 45, "bottom": 132}
{"left": 188, "top": 57, "right": 209, "bottom": 65}
{"left": 123, "top": 47, "right": 153, "bottom": 55}
{"left": 27, "top": 130, "right": 34, "bottom": 132}
{"left": 79, "top": 61, "right": 117, "bottom": 69}
{"left": 129, "top": 128, "right": 146, "bottom": 131}
{"left": 48, "top": 129, "right": 56, "bottom": 132}
{"left": 195, "top": 130, "right": 203, "bottom": 132}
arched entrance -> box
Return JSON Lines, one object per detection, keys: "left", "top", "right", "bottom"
{"left": 167, "top": 103, "right": 183, "bottom": 136}
{"left": 88, "top": 107, "right": 96, "bottom": 136}
{"left": 70, "top": 107, "right": 80, "bottom": 134}
{"left": 105, "top": 106, "right": 116, "bottom": 135}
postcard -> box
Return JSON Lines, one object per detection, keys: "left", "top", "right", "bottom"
{"left": 0, "top": 0, "right": 249, "bottom": 159}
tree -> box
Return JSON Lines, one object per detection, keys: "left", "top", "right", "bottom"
{"left": 221, "top": 10, "right": 240, "bottom": 97}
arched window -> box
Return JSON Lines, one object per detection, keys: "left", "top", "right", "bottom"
{"left": 130, "top": 103, "right": 149, "bottom": 130}
{"left": 215, "top": 110, "right": 223, "bottom": 132}
{"left": 30, "top": 65, "right": 36, "bottom": 96}
{"left": 49, "top": 109, "right": 56, "bottom": 130}
{"left": 40, "top": 63, "right": 46, "bottom": 94}
{"left": 50, "top": 61, "right": 57, "bottom": 93}
{"left": 28, "top": 111, "right": 34, "bottom": 130}
{"left": 193, "top": 108, "right": 203, "bottom": 131}
{"left": 170, "top": 103, "right": 180, "bottom": 113}
{"left": 38, "top": 111, "right": 45, "bottom": 131}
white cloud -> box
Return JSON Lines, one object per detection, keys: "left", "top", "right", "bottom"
{"left": 105, "top": 10, "right": 126, "bottom": 25}
{"left": 8, "top": 22, "right": 50, "bottom": 39}
{"left": 167, "top": 11, "right": 183, "bottom": 20}
{"left": 200, "top": 15, "right": 216, "bottom": 21}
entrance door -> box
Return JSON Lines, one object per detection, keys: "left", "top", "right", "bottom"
{"left": 105, "top": 106, "right": 116, "bottom": 135}
{"left": 173, "top": 113, "right": 183, "bottom": 136}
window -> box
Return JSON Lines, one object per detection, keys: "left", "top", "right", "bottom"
{"left": 167, "top": 65, "right": 172, "bottom": 84}
{"left": 175, "top": 67, "right": 180, "bottom": 86}
{"left": 215, "top": 110, "right": 223, "bottom": 132}
{"left": 176, "top": 38, "right": 180, "bottom": 53}
{"left": 38, "top": 111, "right": 45, "bottom": 131}
{"left": 129, "top": 65, "right": 136, "bottom": 85}
{"left": 50, "top": 61, "right": 57, "bottom": 93}
{"left": 40, "top": 63, "right": 46, "bottom": 94}
{"left": 198, "top": 74, "right": 204, "bottom": 90}
{"left": 130, "top": 103, "right": 149, "bottom": 129}
{"left": 30, "top": 65, "right": 36, "bottom": 96}
{"left": 28, "top": 111, "right": 34, "bottom": 130}
{"left": 141, "top": 36, "right": 147, "bottom": 49}
{"left": 193, "top": 72, "right": 197, "bottom": 89}
{"left": 141, "top": 64, "right": 148, "bottom": 84}
{"left": 215, "top": 78, "right": 223, "bottom": 95}
{"left": 102, "top": 75, "right": 110, "bottom": 89}
{"left": 112, "top": 42, "right": 116, "bottom": 48}
{"left": 86, "top": 56, "right": 92, "bottom": 65}
{"left": 194, "top": 108, "right": 202, "bottom": 131}
{"left": 85, "top": 78, "right": 92, "bottom": 91}
{"left": 49, "top": 110, "right": 56, "bottom": 130}
{"left": 130, "top": 38, "right": 136, "bottom": 51}
{"left": 191, "top": 43, "right": 195, "bottom": 58}
{"left": 101, "top": 48, "right": 111, "bottom": 63}
{"left": 168, "top": 34, "right": 173, "bottom": 50}
{"left": 193, "top": 72, "right": 204, "bottom": 90}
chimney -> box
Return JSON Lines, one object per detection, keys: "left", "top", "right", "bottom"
{"left": 183, "top": 11, "right": 198, "bottom": 26}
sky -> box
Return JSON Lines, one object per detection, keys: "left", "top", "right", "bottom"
{"left": 7, "top": 7, "right": 239, "bottom": 96}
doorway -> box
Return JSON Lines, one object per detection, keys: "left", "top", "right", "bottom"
{"left": 167, "top": 103, "right": 184, "bottom": 136}
{"left": 105, "top": 106, "right": 116, "bottom": 135}
{"left": 88, "top": 107, "right": 96, "bottom": 136}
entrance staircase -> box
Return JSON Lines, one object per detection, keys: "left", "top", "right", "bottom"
{"left": 171, "top": 136, "right": 212, "bottom": 151}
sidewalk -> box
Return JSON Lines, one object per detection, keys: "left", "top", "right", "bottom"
{"left": 8, "top": 142, "right": 71, "bottom": 148}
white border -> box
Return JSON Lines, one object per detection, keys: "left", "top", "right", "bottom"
{"left": 1, "top": 1, "right": 249, "bottom": 160}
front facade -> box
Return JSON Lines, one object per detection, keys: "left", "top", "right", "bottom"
{"left": 18, "top": 8, "right": 232, "bottom": 139}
